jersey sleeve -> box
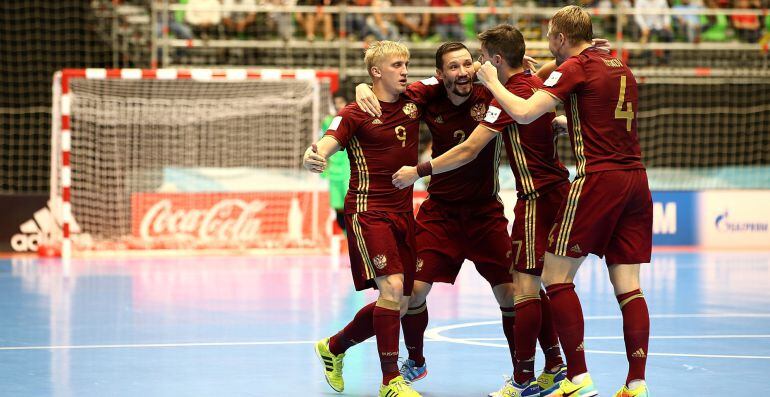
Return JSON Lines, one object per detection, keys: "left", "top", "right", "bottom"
{"left": 479, "top": 98, "right": 513, "bottom": 133}
{"left": 540, "top": 58, "right": 586, "bottom": 102}
{"left": 324, "top": 106, "right": 360, "bottom": 148}
{"left": 405, "top": 77, "right": 445, "bottom": 107}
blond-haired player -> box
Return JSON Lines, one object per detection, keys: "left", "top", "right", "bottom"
{"left": 305, "top": 41, "right": 423, "bottom": 397}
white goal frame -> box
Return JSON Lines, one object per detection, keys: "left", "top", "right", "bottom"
{"left": 51, "top": 68, "right": 339, "bottom": 258}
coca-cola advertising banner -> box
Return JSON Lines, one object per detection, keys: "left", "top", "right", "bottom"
{"left": 131, "top": 192, "right": 329, "bottom": 249}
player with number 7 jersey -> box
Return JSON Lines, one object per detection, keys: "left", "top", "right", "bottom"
{"left": 470, "top": 6, "right": 653, "bottom": 397}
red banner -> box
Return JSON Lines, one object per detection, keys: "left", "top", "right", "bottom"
{"left": 130, "top": 192, "right": 330, "bottom": 249}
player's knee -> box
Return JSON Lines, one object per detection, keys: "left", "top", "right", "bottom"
{"left": 409, "top": 281, "right": 431, "bottom": 306}
{"left": 378, "top": 275, "right": 405, "bottom": 301}
{"left": 492, "top": 282, "right": 515, "bottom": 306}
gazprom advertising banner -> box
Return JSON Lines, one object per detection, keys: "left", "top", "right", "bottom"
{"left": 650, "top": 190, "right": 770, "bottom": 248}
{"left": 699, "top": 191, "right": 770, "bottom": 248}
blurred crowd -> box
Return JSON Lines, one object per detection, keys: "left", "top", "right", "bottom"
{"left": 152, "top": 0, "right": 770, "bottom": 45}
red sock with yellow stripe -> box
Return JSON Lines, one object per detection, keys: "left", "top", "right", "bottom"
{"left": 538, "top": 289, "right": 564, "bottom": 370}
{"left": 328, "top": 302, "right": 376, "bottom": 355}
{"left": 617, "top": 289, "right": 649, "bottom": 385}
{"left": 513, "top": 295, "right": 540, "bottom": 384}
{"left": 374, "top": 298, "right": 401, "bottom": 385}
{"left": 501, "top": 306, "right": 516, "bottom": 371}
{"left": 545, "top": 283, "right": 587, "bottom": 379}
{"left": 401, "top": 301, "right": 428, "bottom": 366}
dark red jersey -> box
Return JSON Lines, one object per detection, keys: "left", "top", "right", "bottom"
{"left": 541, "top": 47, "right": 644, "bottom": 176}
{"left": 406, "top": 78, "right": 502, "bottom": 203}
{"left": 480, "top": 71, "right": 569, "bottom": 198}
{"left": 325, "top": 95, "right": 421, "bottom": 213}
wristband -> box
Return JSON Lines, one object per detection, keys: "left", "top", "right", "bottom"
{"left": 416, "top": 161, "right": 433, "bottom": 177}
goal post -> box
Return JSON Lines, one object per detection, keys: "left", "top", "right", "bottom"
{"left": 51, "top": 68, "right": 340, "bottom": 257}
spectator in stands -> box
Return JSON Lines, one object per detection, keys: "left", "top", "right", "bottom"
{"left": 366, "top": 0, "right": 401, "bottom": 40}
{"left": 315, "top": 0, "right": 339, "bottom": 41}
{"left": 431, "top": 0, "right": 465, "bottom": 41}
{"left": 342, "top": 0, "right": 371, "bottom": 40}
{"left": 673, "top": 0, "right": 704, "bottom": 42}
{"left": 295, "top": 0, "right": 319, "bottom": 40}
{"left": 222, "top": 0, "right": 259, "bottom": 38}
{"left": 474, "top": 0, "right": 512, "bottom": 36}
{"left": 155, "top": 1, "right": 195, "bottom": 63}
{"left": 731, "top": 0, "right": 762, "bottom": 42}
{"left": 185, "top": 0, "right": 223, "bottom": 39}
{"left": 394, "top": 0, "right": 432, "bottom": 42}
{"left": 264, "top": 0, "right": 296, "bottom": 40}
{"left": 596, "top": 0, "right": 634, "bottom": 40}
{"left": 635, "top": 0, "right": 673, "bottom": 63}
{"left": 700, "top": 0, "right": 729, "bottom": 41}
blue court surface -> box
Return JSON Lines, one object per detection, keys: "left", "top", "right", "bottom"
{"left": 0, "top": 251, "right": 767, "bottom": 396}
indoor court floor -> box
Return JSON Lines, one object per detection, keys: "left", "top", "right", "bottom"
{"left": 0, "top": 250, "right": 767, "bottom": 396}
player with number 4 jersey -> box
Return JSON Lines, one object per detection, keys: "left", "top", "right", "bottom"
{"left": 472, "top": 6, "right": 653, "bottom": 397}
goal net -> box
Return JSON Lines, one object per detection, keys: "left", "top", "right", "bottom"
{"left": 51, "top": 68, "right": 339, "bottom": 257}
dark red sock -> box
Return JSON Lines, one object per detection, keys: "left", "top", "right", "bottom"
{"left": 374, "top": 302, "right": 401, "bottom": 385}
{"left": 328, "top": 302, "right": 376, "bottom": 355}
{"left": 513, "top": 296, "right": 540, "bottom": 384}
{"left": 538, "top": 289, "right": 564, "bottom": 370}
{"left": 401, "top": 302, "right": 428, "bottom": 366}
{"left": 617, "top": 289, "right": 649, "bottom": 385}
{"left": 545, "top": 283, "right": 587, "bottom": 379}
{"left": 500, "top": 306, "right": 516, "bottom": 371}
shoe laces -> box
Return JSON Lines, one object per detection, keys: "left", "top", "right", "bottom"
{"left": 391, "top": 378, "right": 414, "bottom": 391}
{"left": 332, "top": 354, "right": 344, "bottom": 374}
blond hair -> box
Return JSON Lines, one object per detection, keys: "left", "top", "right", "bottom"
{"left": 364, "top": 41, "right": 410, "bottom": 77}
{"left": 549, "top": 5, "right": 593, "bottom": 45}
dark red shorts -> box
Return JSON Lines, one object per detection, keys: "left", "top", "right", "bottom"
{"left": 548, "top": 169, "right": 652, "bottom": 265}
{"left": 345, "top": 211, "right": 416, "bottom": 295}
{"left": 510, "top": 183, "right": 569, "bottom": 276}
{"left": 414, "top": 197, "right": 512, "bottom": 287}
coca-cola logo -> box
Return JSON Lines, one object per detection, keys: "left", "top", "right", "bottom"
{"left": 139, "top": 199, "right": 268, "bottom": 241}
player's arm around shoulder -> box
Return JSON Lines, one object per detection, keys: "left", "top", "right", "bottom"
{"left": 392, "top": 123, "right": 498, "bottom": 189}
{"left": 477, "top": 62, "right": 560, "bottom": 125}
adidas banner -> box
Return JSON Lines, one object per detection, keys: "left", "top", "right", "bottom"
{"left": 0, "top": 194, "right": 49, "bottom": 252}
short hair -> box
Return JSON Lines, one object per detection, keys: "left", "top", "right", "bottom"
{"left": 477, "top": 24, "right": 525, "bottom": 69}
{"left": 364, "top": 41, "right": 410, "bottom": 77}
{"left": 435, "top": 42, "right": 470, "bottom": 70}
{"left": 549, "top": 5, "right": 593, "bottom": 44}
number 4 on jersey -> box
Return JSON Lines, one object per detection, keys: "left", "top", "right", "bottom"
{"left": 615, "top": 75, "right": 635, "bottom": 132}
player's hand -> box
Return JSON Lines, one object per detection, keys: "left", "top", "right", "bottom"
{"left": 303, "top": 144, "right": 327, "bottom": 173}
{"left": 476, "top": 61, "right": 500, "bottom": 87}
{"left": 523, "top": 55, "right": 539, "bottom": 72}
{"left": 355, "top": 83, "right": 381, "bottom": 117}
{"left": 552, "top": 115, "right": 568, "bottom": 137}
{"left": 392, "top": 166, "right": 419, "bottom": 189}
{"left": 591, "top": 38, "right": 612, "bottom": 54}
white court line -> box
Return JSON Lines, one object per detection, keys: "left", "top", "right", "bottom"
{"left": 0, "top": 341, "right": 314, "bottom": 351}
{"left": 2, "top": 335, "right": 768, "bottom": 352}
{"left": 1, "top": 313, "right": 768, "bottom": 358}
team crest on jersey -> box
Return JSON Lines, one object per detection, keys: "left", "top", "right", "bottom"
{"left": 416, "top": 258, "right": 424, "bottom": 272}
{"left": 402, "top": 102, "right": 419, "bottom": 119}
{"left": 373, "top": 254, "right": 388, "bottom": 269}
{"left": 372, "top": 118, "right": 382, "bottom": 125}
{"left": 470, "top": 103, "right": 487, "bottom": 121}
